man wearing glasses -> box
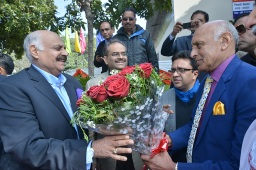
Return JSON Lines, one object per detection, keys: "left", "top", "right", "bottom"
{"left": 234, "top": 13, "right": 256, "bottom": 66}
{"left": 86, "top": 39, "right": 144, "bottom": 170}
{"left": 113, "top": 7, "right": 159, "bottom": 72}
{"left": 94, "top": 21, "right": 115, "bottom": 73}
{"left": 161, "top": 50, "right": 199, "bottom": 163}
{"left": 141, "top": 20, "right": 256, "bottom": 170}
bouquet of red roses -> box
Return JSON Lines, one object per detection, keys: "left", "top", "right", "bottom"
{"left": 72, "top": 63, "right": 169, "bottom": 155}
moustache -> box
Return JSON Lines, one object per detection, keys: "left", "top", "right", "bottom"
{"left": 56, "top": 55, "right": 67, "bottom": 62}
{"left": 125, "top": 23, "right": 131, "bottom": 26}
{"left": 115, "top": 58, "right": 127, "bottom": 63}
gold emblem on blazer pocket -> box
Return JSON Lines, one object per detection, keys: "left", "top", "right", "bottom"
{"left": 213, "top": 101, "right": 225, "bottom": 115}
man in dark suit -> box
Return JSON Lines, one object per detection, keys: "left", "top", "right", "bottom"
{"left": 141, "top": 20, "right": 256, "bottom": 169}
{"left": 161, "top": 10, "right": 209, "bottom": 57}
{"left": 0, "top": 30, "right": 133, "bottom": 170}
{"left": 0, "top": 75, "right": 5, "bottom": 81}
{"left": 94, "top": 21, "right": 115, "bottom": 73}
{"left": 161, "top": 10, "right": 209, "bottom": 83}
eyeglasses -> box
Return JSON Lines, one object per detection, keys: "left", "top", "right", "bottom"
{"left": 122, "top": 17, "right": 135, "bottom": 21}
{"left": 168, "top": 68, "right": 195, "bottom": 74}
{"left": 236, "top": 24, "right": 246, "bottom": 35}
{"left": 109, "top": 52, "right": 127, "bottom": 57}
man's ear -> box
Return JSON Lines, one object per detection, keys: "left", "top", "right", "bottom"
{"left": 193, "top": 70, "right": 199, "bottom": 80}
{"left": 220, "top": 32, "right": 231, "bottom": 51}
{"left": 103, "top": 56, "right": 108, "bottom": 65}
{"left": 30, "top": 45, "right": 39, "bottom": 59}
{"left": 0, "top": 67, "right": 3, "bottom": 75}
{"left": 0, "top": 67, "right": 7, "bottom": 76}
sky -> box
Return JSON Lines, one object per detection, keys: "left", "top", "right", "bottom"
{"left": 54, "top": 0, "right": 146, "bottom": 35}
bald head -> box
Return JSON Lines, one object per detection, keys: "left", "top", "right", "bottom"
{"left": 191, "top": 20, "right": 238, "bottom": 73}
{"left": 23, "top": 30, "right": 68, "bottom": 77}
{"left": 24, "top": 30, "right": 62, "bottom": 62}
{"left": 196, "top": 20, "right": 238, "bottom": 47}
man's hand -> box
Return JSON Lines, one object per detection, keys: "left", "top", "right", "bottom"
{"left": 95, "top": 55, "right": 103, "bottom": 62}
{"left": 92, "top": 135, "right": 133, "bottom": 161}
{"left": 163, "top": 104, "right": 174, "bottom": 114}
{"left": 141, "top": 151, "right": 176, "bottom": 170}
{"left": 165, "top": 134, "right": 172, "bottom": 147}
{"left": 171, "top": 22, "right": 183, "bottom": 37}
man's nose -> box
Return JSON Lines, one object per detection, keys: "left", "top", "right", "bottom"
{"left": 190, "top": 48, "right": 197, "bottom": 58}
{"left": 63, "top": 49, "right": 69, "bottom": 56}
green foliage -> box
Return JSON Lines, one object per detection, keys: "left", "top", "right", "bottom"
{"left": 74, "top": 74, "right": 90, "bottom": 90}
{"left": 92, "top": 0, "right": 172, "bottom": 29}
{"left": 0, "top": 0, "right": 57, "bottom": 58}
{"left": 0, "top": 0, "right": 85, "bottom": 59}
{"left": 60, "top": 35, "right": 97, "bottom": 71}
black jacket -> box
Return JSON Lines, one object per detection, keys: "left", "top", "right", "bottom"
{"left": 113, "top": 24, "right": 159, "bottom": 72}
{"left": 94, "top": 40, "right": 108, "bottom": 73}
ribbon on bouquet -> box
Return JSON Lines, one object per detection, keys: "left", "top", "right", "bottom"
{"left": 150, "top": 135, "right": 168, "bottom": 158}
{"left": 143, "top": 132, "right": 169, "bottom": 170}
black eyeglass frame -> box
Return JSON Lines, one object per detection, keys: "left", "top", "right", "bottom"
{"left": 168, "top": 68, "right": 196, "bottom": 74}
{"left": 122, "top": 17, "right": 135, "bottom": 21}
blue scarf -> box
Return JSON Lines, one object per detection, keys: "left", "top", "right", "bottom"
{"left": 174, "top": 80, "right": 200, "bottom": 103}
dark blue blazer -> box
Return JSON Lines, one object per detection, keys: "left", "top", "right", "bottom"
{"left": 169, "top": 56, "right": 256, "bottom": 169}
{"left": 161, "top": 34, "right": 192, "bottom": 57}
{"left": 0, "top": 66, "right": 87, "bottom": 169}
{"left": 0, "top": 75, "right": 6, "bottom": 81}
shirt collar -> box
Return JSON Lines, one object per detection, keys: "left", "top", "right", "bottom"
{"left": 32, "top": 64, "right": 66, "bottom": 86}
{"left": 210, "top": 54, "right": 235, "bottom": 83}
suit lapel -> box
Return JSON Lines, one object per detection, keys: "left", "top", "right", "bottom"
{"left": 194, "top": 56, "right": 242, "bottom": 148}
{"left": 194, "top": 80, "right": 226, "bottom": 147}
{"left": 64, "top": 80, "right": 78, "bottom": 114}
{"left": 28, "top": 66, "right": 72, "bottom": 123}
{"left": 187, "top": 35, "right": 193, "bottom": 51}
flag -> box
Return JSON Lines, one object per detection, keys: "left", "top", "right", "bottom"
{"left": 79, "top": 27, "right": 86, "bottom": 54}
{"left": 65, "top": 27, "right": 71, "bottom": 54}
{"left": 75, "top": 31, "right": 81, "bottom": 53}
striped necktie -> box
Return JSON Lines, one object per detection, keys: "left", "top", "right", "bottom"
{"left": 186, "top": 76, "right": 213, "bottom": 163}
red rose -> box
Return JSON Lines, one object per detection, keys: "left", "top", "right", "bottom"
{"left": 118, "top": 66, "right": 136, "bottom": 76}
{"left": 86, "top": 85, "right": 108, "bottom": 103}
{"left": 104, "top": 75, "right": 119, "bottom": 87}
{"left": 104, "top": 75, "right": 130, "bottom": 98}
{"left": 139, "top": 63, "right": 153, "bottom": 78}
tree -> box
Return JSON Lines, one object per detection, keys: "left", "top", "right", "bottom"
{"left": 0, "top": 0, "right": 85, "bottom": 59}
{"left": 1, "top": 0, "right": 172, "bottom": 76}
{"left": 73, "top": 0, "right": 172, "bottom": 76}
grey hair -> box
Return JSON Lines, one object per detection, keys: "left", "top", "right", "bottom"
{"left": 213, "top": 21, "right": 239, "bottom": 46}
{"left": 23, "top": 31, "right": 44, "bottom": 63}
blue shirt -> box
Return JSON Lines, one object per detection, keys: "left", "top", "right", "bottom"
{"left": 32, "top": 65, "right": 93, "bottom": 169}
